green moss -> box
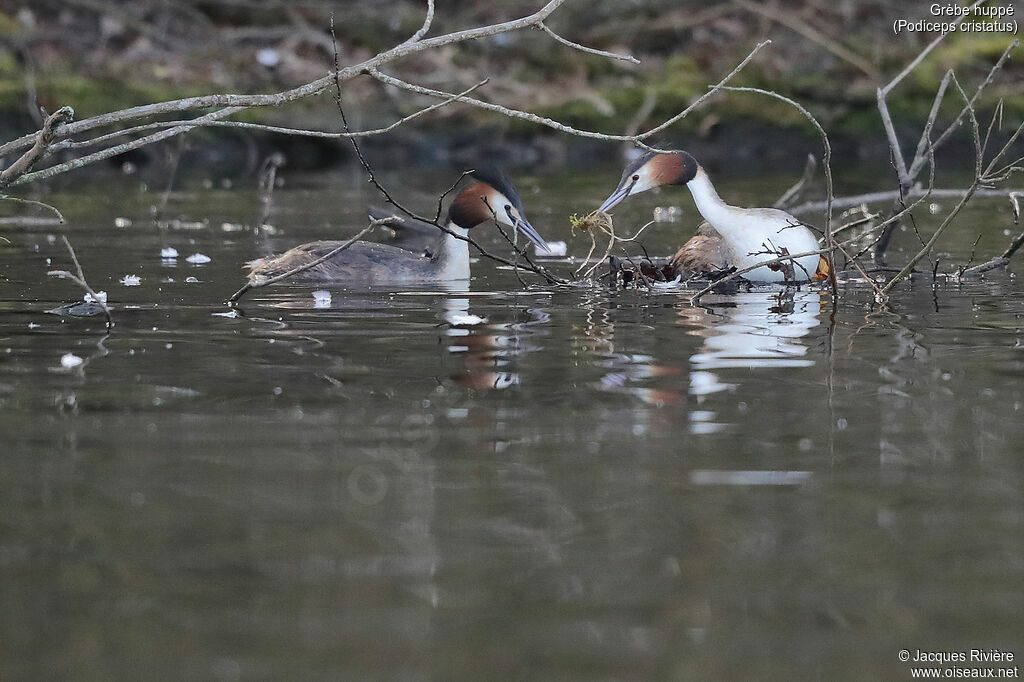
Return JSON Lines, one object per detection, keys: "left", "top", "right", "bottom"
{"left": 0, "top": 12, "right": 25, "bottom": 37}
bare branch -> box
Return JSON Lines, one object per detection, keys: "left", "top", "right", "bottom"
{"left": 912, "top": 39, "right": 1019, "bottom": 178}
{"left": 57, "top": 79, "right": 490, "bottom": 155}
{"left": 367, "top": 40, "right": 769, "bottom": 145}
{"left": 0, "top": 106, "right": 74, "bottom": 188}
{"left": 881, "top": 76, "right": 981, "bottom": 293}
{"left": 9, "top": 106, "right": 243, "bottom": 187}
{"left": 790, "top": 187, "right": 1024, "bottom": 214}
{"left": 0, "top": 0, "right": 570, "bottom": 161}
{"left": 638, "top": 41, "right": 769, "bottom": 141}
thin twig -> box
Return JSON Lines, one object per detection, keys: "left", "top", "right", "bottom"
{"left": 774, "top": 153, "right": 817, "bottom": 209}
{"left": 153, "top": 135, "right": 187, "bottom": 224}
{"left": 256, "top": 152, "right": 286, "bottom": 228}
{"left": 881, "top": 76, "right": 983, "bottom": 293}
{"left": 537, "top": 22, "right": 640, "bottom": 63}
{"left": 688, "top": 248, "right": 826, "bottom": 305}
{"left": 366, "top": 40, "right": 769, "bottom": 146}
{"left": 401, "top": 0, "right": 436, "bottom": 46}
{"left": 0, "top": 195, "right": 66, "bottom": 223}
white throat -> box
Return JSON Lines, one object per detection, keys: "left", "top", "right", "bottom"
{"left": 437, "top": 223, "right": 471, "bottom": 280}
{"left": 685, "top": 168, "right": 732, "bottom": 234}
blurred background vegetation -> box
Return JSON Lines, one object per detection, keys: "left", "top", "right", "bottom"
{"left": 0, "top": 0, "right": 1020, "bottom": 175}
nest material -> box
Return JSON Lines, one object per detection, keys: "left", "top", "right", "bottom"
{"left": 569, "top": 211, "right": 617, "bottom": 280}
{"left": 569, "top": 210, "right": 614, "bottom": 235}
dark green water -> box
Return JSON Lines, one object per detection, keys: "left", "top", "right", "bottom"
{"left": 1, "top": 169, "right": 1022, "bottom": 680}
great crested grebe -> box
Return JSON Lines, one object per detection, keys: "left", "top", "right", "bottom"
{"left": 598, "top": 150, "right": 829, "bottom": 283}
{"left": 247, "top": 168, "right": 548, "bottom": 285}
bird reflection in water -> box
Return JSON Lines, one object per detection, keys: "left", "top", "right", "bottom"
{"left": 589, "top": 289, "right": 827, "bottom": 430}
{"left": 442, "top": 297, "right": 549, "bottom": 391}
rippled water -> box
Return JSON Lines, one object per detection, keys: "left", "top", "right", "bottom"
{"left": 2, "top": 169, "right": 1022, "bottom": 680}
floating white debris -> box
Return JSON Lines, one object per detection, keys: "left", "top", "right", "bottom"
{"left": 534, "top": 240, "right": 567, "bottom": 257}
{"left": 312, "top": 290, "right": 332, "bottom": 308}
{"left": 256, "top": 48, "right": 281, "bottom": 67}
{"left": 929, "top": 202, "right": 941, "bottom": 214}
{"left": 220, "top": 222, "right": 245, "bottom": 232}
{"left": 114, "top": 217, "right": 132, "bottom": 228}
{"left": 172, "top": 220, "right": 207, "bottom": 230}
{"left": 446, "top": 312, "right": 487, "bottom": 326}
{"left": 83, "top": 290, "right": 107, "bottom": 303}
{"left": 185, "top": 253, "right": 211, "bottom": 264}
{"left": 212, "top": 310, "right": 238, "bottom": 318}
{"left": 160, "top": 247, "right": 178, "bottom": 258}
{"left": 185, "top": 276, "right": 200, "bottom": 283}
{"left": 60, "top": 353, "right": 84, "bottom": 368}
{"left": 120, "top": 274, "right": 141, "bottom": 286}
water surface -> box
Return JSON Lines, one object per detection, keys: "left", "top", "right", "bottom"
{"left": 1, "top": 169, "right": 1022, "bottom": 680}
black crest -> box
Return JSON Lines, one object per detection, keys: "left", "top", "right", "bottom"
{"left": 468, "top": 166, "right": 523, "bottom": 210}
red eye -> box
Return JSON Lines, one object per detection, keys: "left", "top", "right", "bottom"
{"left": 632, "top": 174, "right": 640, "bottom": 181}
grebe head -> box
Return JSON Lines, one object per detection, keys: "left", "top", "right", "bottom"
{"left": 448, "top": 167, "right": 549, "bottom": 250}
{"left": 598, "top": 150, "right": 698, "bottom": 213}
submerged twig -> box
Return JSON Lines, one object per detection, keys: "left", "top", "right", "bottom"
{"left": 153, "top": 135, "right": 187, "bottom": 224}
{"left": 255, "top": 152, "right": 286, "bottom": 228}
{"left": 47, "top": 235, "right": 113, "bottom": 328}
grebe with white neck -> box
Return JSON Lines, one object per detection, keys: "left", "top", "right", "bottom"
{"left": 598, "top": 150, "right": 829, "bottom": 283}
{"left": 247, "top": 168, "right": 548, "bottom": 286}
